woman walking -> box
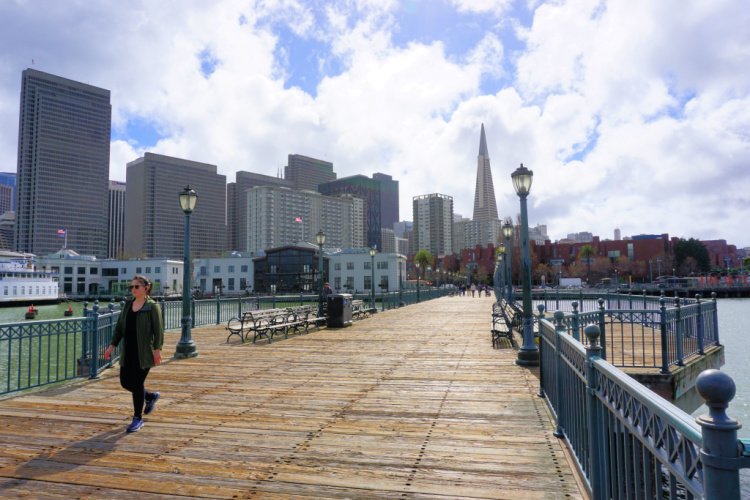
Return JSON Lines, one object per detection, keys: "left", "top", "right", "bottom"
{"left": 105, "top": 275, "right": 164, "bottom": 433}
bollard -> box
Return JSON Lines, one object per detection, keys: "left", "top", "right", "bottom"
{"left": 584, "top": 324, "right": 604, "bottom": 500}
{"left": 695, "top": 369, "right": 748, "bottom": 499}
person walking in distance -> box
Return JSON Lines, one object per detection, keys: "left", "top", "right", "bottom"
{"left": 105, "top": 275, "right": 164, "bottom": 433}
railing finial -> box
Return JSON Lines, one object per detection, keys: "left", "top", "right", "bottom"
{"left": 584, "top": 324, "right": 600, "bottom": 348}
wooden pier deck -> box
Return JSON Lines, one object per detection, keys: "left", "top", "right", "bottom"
{"left": 0, "top": 296, "right": 585, "bottom": 499}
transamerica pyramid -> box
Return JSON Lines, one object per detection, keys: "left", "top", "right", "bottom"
{"left": 472, "top": 123, "right": 499, "bottom": 221}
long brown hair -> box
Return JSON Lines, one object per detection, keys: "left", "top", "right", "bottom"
{"left": 132, "top": 275, "right": 153, "bottom": 296}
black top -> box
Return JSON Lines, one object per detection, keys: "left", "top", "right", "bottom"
{"left": 124, "top": 307, "right": 139, "bottom": 366}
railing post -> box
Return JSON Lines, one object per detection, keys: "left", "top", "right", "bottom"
{"left": 191, "top": 297, "right": 196, "bottom": 327}
{"left": 216, "top": 295, "right": 221, "bottom": 325}
{"left": 597, "top": 298, "right": 607, "bottom": 359}
{"left": 659, "top": 297, "right": 670, "bottom": 374}
{"left": 675, "top": 297, "right": 685, "bottom": 366}
{"left": 643, "top": 289, "right": 648, "bottom": 311}
{"left": 553, "top": 311, "right": 566, "bottom": 439}
{"left": 88, "top": 301, "right": 100, "bottom": 379}
{"left": 537, "top": 304, "right": 545, "bottom": 398}
{"left": 696, "top": 294, "right": 705, "bottom": 355}
{"left": 571, "top": 301, "right": 580, "bottom": 341}
{"left": 695, "top": 369, "right": 743, "bottom": 499}
{"left": 584, "top": 324, "right": 605, "bottom": 500}
{"left": 712, "top": 292, "right": 720, "bottom": 345}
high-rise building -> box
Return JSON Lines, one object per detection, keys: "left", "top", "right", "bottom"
{"left": 0, "top": 172, "right": 16, "bottom": 212}
{"left": 246, "top": 185, "right": 364, "bottom": 254}
{"left": 15, "top": 69, "right": 111, "bottom": 257}
{"left": 380, "top": 228, "right": 396, "bottom": 253}
{"left": 108, "top": 181, "right": 126, "bottom": 259}
{"left": 393, "top": 220, "right": 413, "bottom": 238}
{"left": 413, "top": 193, "right": 453, "bottom": 257}
{"left": 124, "top": 153, "right": 226, "bottom": 259}
{"left": 373, "top": 173, "right": 399, "bottom": 234}
{"left": 473, "top": 123, "right": 499, "bottom": 222}
{"left": 319, "top": 175, "right": 382, "bottom": 249}
{"left": 285, "top": 154, "right": 336, "bottom": 191}
{"left": 227, "top": 171, "right": 290, "bottom": 251}
{"left": 614, "top": 228, "right": 622, "bottom": 241}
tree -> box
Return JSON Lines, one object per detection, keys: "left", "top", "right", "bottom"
{"left": 414, "top": 249, "right": 433, "bottom": 281}
{"left": 578, "top": 244, "right": 595, "bottom": 283}
{"left": 673, "top": 238, "right": 710, "bottom": 274}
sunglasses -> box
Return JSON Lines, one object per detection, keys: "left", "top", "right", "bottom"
{"left": 128, "top": 284, "right": 142, "bottom": 290}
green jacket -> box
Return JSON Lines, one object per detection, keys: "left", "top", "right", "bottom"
{"left": 111, "top": 297, "right": 164, "bottom": 369}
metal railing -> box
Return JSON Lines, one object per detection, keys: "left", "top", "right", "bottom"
{"left": 0, "top": 288, "right": 452, "bottom": 396}
{"left": 529, "top": 293, "right": 719, "bottom": 371}
{"left": 539, "top": 312, "right": 750, "bottom": 499}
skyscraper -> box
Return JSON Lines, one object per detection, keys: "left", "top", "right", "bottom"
{"left": 373, "top": 173, "right": 399, "bottom": 234}
{"left": 473, "top": 123, "right": 499, "bottom": 221}
{"left": 285, "top": 154, "right": 336, "bottom": 191}
{"left": 227, "top": 171, "right": 290, "bottom": 251}
{"left": 15, "top": 69, "right": 111, "bottom": 257}
{"left": 0, "top": 172, "right": 16, "bottom": 212}
{"left": 319, "top": 175, "right": 382, "bottom": 249}
{"left": 124, "top": 153, "right": 226, "bottom": 259}
{"left": 413, "top": 193, "right": 453, "bottom": 257}
{"left": 108, "top": 181, "right": 126, "bottom": 259}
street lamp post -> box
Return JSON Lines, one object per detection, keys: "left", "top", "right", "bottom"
{"left": 494, "top": 247, "right": 504, "bottom": 302}
{"left": 369, "top": 247, "right": 376, "bottom": 309}
{"left": 511, "top": 164, "right": 539, "bottom": 366}
{"left": 176, "top": 186, "right": 198, "bottom": 359}
{"left": 503, "top": 221, "right": 513, "bottom": 302}
{"left": 316, "top": 230, "right": 326, "bottom": 317}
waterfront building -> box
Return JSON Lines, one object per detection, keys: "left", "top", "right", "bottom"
{"left": 328, "top": 249, "right": 406, "bottom": 295}
{"left": 193, "top": 253, "right": 255, "bottom": 296}
{"left": 319, "top": 175, "right": 382, "bottom": 249}
{"left": 285, "top": 154, "right": 336, "bottom": 191}
{"left": 0, "top": 172, "right": 16, "bottom": 212}
{"left": 373, "top": 173, "right": 399, "bottom": 235}
{"left": 108, "top": 181, "right": 126, "bottom": 259}
{"left": 247, "top": 185, "right": 364, "bottom": 254}
{"left": 227, "top": 171, "right": 290, "bottom": 252}
{"left": 413, "top": 193, "right": 453, "bottom": 257}
{"left": 15, "top": 69, "right": 111, "bottom": 258}
{"left": 124, "top": 153, "right": 227, "bottom": 259}
{"left": 252, "top": 243, "right": 328, "bottom": 294}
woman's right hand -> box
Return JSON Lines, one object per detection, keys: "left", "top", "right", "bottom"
{"left": 104, "top": 345, "right": 114, "bottom": 360}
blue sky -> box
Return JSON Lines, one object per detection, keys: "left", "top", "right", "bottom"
{"left": 0, "top": 0, "right": 749, "bottom": 247}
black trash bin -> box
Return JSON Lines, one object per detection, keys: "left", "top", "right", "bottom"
{"left": 326, "top": 293, "right": 353, "bottom": 328}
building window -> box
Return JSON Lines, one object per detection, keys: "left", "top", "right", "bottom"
{"left": 364, "top": 261, "right": 371, "bottom": 270}
{"left": 89, "top": 267, "right": 98, "bottom": 275}
{"left": 121, "top": 267, "right": 127, "bottom": 274}
{"left": 345, "top": 276, "right": 354, "bottom": 290}
{"left": 334, "top": 277, "right": 341, "bottom": 290}
{"left": 364, "top": 276, "right": 371, "bottom": 290}
{"left": 346, "top": 262, "right": 354, "bottom": 270}
{"left": 240, "top": 278, "right": 247, "bottom": 290}
{"left": 228, "top": 265, "right": 235, "bottom": 273}
{"left": 136, "top": 267, "right": 142, "bottom": 273}
{"left": 241, "top": 265, "right": 248, "bottom": 273}
{"left": 334, "top": 263, "right": 341, "bottom": 271}
{"left": 145, "top": 267, "right": 151, "bottom": 274}
{"left": 379, "top": 276, "right": 389, "bottom": 290}
{"left": 200, "top": 266, "right": 207, "bottom": 276}
{"left": 214, "top": 265, "right": 220, "bottom": 273}
{"left": 64, "top": 266, "right": 73, "bottom": 274}
{"left": 155, "top": 267, "right": 161, "bottom": 273}
{"left": 77, "top": 267, "right": 86, "bottom": 274}
{"left": 377, "top": 261, "right": 389, "bottom": 270}
{"left": 228, "top": 278, "right": 235, "bottom": 290}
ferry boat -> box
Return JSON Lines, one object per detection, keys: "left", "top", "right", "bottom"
{"left": 0, "top": 251, "right": 59, "bottom": 306}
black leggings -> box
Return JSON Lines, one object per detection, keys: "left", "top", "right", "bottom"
{"left": 119, "top": 364, "right": 151, "bottom": 418}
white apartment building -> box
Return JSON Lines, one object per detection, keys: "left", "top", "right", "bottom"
{"left": 193, "top": 254, "right": 255, "bottom": 296}
{"left": 328, "top": 249, "right": 407, "bottom": 295}
{"left": 247, "top": 186, "right": 364, "bottom": 254}
{"left": 413, "top": 193, "right": 453, "bottom": 257}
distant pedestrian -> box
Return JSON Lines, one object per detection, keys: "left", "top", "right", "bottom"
{"left": 104, "top": 275, "right": 164, "bottom": 433}
{"left": 471, "top": 283, "right": 476, "bottom": 297}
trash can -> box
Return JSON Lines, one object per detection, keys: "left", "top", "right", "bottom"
{"left": 326, "top": 293, "right": 353, "bottom": 328}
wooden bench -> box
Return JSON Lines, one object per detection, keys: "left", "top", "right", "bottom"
{"left": 491, "top": 301, "right": 520, "bottom": 348}
{"left": 352, "top": 299, "right": 377, "bottom": 319}
{"left": 226, "top": 306, "right": 326, "bottom": 344}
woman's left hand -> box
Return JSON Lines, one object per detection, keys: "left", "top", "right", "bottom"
{"left": 153, "top": 349, "right": 162, "bottom": 366}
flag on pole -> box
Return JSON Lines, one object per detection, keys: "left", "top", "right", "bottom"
{"left": 57, "top": 228, "right": 66, "bottom": 237}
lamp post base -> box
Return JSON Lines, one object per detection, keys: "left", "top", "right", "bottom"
{"left": 174, "top": 341, "right": 198, "bottom": 359}
{"left": 516, "top": 347, "right": 540, "bottom": 366}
